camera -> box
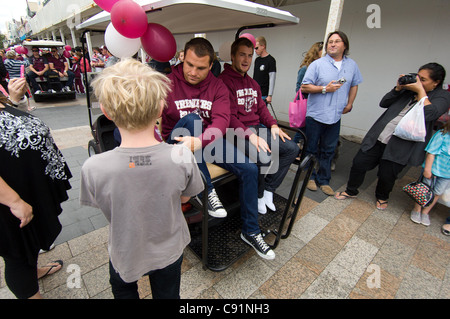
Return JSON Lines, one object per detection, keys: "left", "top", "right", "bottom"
{"left": 398, "top": 73, "right": 418, "bottom": 85}
{"left": 335, "top": 77, "right": 346, "bottom": 84}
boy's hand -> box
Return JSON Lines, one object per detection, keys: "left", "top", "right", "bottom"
{"left": 174, "top": 136, "right": 202, "bottom": 153}
{"left": 270, "top": 125, "right": 291, "bottom": 142}
{"left": 249, "top": 133, "right": 270, "bottom": 153}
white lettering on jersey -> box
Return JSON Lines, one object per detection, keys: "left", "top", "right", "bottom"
{"left": 236, "top": 88, "right": 258, "bottom": 112}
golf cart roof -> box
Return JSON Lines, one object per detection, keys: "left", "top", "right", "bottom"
{"left": 22, "top": 40, "right": 66, "bottom": 48}
{"left": 76, "top": 0, "right": 299, "bottom": 34}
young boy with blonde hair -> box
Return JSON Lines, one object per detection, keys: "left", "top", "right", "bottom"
{"left": 80, "top": 59, "right": 203, "bottom": 299}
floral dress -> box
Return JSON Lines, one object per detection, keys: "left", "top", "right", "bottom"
{"left": 0, "top": 105, "right": 71, "bottom": 265}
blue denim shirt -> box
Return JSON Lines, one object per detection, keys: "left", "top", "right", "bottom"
{"left": 302, "top": 54, "right": 363, "bottom": 124}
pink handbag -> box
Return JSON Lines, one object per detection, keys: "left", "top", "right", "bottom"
{"left": 289, "top": 89, "right": 307, "bottom": 128}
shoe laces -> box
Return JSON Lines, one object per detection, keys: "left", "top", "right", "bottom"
{"left": 208, "top": 189, "right": 224, "bottom": 209}
{"left": 253, "top": 233, "right": 270, "bottom": 252}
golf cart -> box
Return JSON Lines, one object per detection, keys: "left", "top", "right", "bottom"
{"left": 77, "top": 0, "right": 316, "bottom": 271}
{"left": 22, "top": 40, "right": 77, "bottom": 102}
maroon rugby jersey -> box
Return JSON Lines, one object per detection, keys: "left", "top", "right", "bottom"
{"left": 48, "top": 55, "right": 67, "bottom": 72}
{"left": 161, "top": 63, "right": 230, "bottom": 147}
{"left": 29, "top": 56, "right": 48, "bottom": 72}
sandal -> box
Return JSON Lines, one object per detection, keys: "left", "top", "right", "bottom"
{"left": 442, "top": 224, "right": 450, "bottom": 236}
{"left": 334, "top": 191, "right": 356, "bottom": 200}
{"left": 376, "top": 199, "right": 388, "bottom": 210}
{"left": 38, "top": 260, "right": 63, "bottom": 279}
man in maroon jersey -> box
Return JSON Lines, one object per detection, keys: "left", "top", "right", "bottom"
{"left": 27, "top": 47, "right": 50, "bottom": 94}
{"left": 48, "top": 48, "right": 75, "bottom": 92}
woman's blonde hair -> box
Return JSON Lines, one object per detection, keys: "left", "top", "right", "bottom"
{"left": 91, "top": 58, "right": 171, "bottom": 130}
{"left": 300, "top": 41, "right": 323, "bottom": 69}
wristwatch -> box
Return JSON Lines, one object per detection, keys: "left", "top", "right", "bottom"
{"left": 322, "top": 86, "right": 327, "bottom": 94}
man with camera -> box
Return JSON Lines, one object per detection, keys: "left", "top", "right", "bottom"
{"left": 301, "top": 31, "right": 363, "bottom": 196}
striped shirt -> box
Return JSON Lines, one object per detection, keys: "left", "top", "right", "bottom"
{"left": 4, "top": 59, "right": 30, "bottom": 79}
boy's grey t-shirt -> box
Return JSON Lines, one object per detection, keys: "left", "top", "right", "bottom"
{"left": 80, "top": 142, "right": 204, "bottom": 283}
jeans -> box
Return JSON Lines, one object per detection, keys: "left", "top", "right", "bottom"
{"left": 345, "top": 141, "right": 406, "bottom": 201}
{"left": 236, "top": 125, "right": 299, "bottom": 197}
{"left": 109, "top": 255, "right": 183, "bottom": 299}
{"left": 420, "top": 176, "right": 450, "bottom": 196}
{"left": 304, "top": 116, "right": 341, "bottom": 186}
{"left": 168, "top": 113, "right": 260, "bottom": 235}
{"left": 48, "top": 69, "right": 76, "bottom": 89}
{"left": 27, "top": 71, "right": 50, "bottom": 92}
{"left": 293, "top": 127, "right": 306, "bottom": 144}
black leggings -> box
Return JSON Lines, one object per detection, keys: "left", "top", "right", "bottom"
{"left": 3, "top": 256, "right": 39, "bottom": 299}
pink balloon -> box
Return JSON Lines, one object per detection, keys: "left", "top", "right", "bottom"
{"left": 21, "top": 47, "right": 28, "bottom": 55}
{"left": 111, "top": 0, "right": 147, "bottom": 39}
{"left": 64, "top": 45, "right": 72, "bottom": 51}
{"left": 240, "top": 33, "right": 256, "bottom": 47}
{"left": 15, "top": 46, "right": 23, "bottom": 54}
{"left": 94, "top": 0, "right": 120, "bottom": 12}
{"left": 140, "top": 23, "right": 176, "bottom": 62}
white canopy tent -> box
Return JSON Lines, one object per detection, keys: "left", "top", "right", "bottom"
{"left": 76, "top": 0, "right": 299, "bottom": 35}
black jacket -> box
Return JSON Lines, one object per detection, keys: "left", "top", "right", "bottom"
{"left": 361, "top": 87, "right": 450, "bottom": 166}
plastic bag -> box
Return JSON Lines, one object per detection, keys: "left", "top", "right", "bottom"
{"left": 393, "top": 96, "right": 427, "bottom": 142}
{"left": 289, "top": 89, "right": 307, "bottom": 128}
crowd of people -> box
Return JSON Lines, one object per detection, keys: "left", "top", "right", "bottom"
{"left": 0, "top": 44, "right": 115, "bottom": 97}
{"left": 1, "top": 30, "right": 450, "bottom": 300}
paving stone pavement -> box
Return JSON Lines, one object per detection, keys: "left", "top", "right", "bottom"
{"left": 0, "top": 95, "right": 449, "bottom": 301}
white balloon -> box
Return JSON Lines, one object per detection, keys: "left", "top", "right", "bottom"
{"left": 104, "top": 22, "right": 141, "bottom": 58}
{"left": 218, "top": 41, "right": 232, "bottom": 62}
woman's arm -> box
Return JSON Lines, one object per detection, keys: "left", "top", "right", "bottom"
{"left": 0, "top": 176, "right": 33, "bottom": 228}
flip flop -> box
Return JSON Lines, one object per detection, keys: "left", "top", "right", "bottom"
{"left": 334, "top": 191, "right": 356, "bottom": 200}
{"left": 38, "top": 260, "right": 63, "bottom": 279}
{"left": 376, "top": 199, "right": 388, "bottom": 210}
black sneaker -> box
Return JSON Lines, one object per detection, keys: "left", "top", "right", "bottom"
{"left": 207, "top": 189, "right": 227, "bottom": 218}
{"left": 195, "top": 189, "right": 227, "bottom": 218}
{"left": 240, "top": 232, "right": 275, "bottom": 260}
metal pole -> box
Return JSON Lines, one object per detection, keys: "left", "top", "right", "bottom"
{"left": 322, "top": 0, "right": 344, "bottom": 56}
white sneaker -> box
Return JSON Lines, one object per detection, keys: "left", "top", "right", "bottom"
{"left": 263, "top": 190, "right": 276, "bottom": 211}
{"left": 48, "top": 89, "right": 56, "bottom": 93}
{"left": 34, "top": 90, "right": 42, "bottom": 95}
{"left": 421, "top": 213, "right": 430, "bottom": 226}
{"left": 258, "top": 197, "right": 267, "bottom": 214}
{"left": 63, "top": 86, "right": 71, "bottom": 92}
{"left": 39, "top": 243, "right": 55, "bottom": 254}
{"left": 410, "top": 211, "right": 421, "bottom": 224}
